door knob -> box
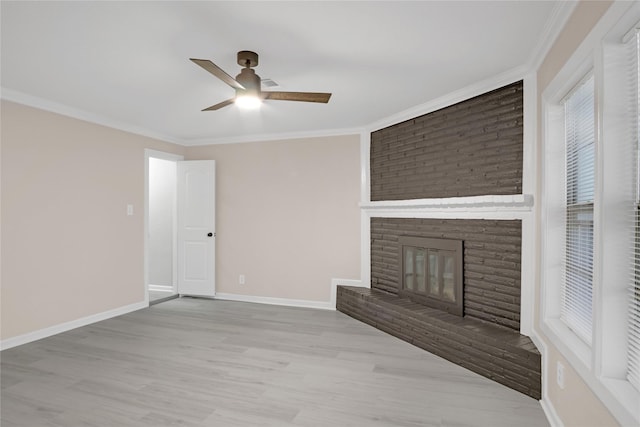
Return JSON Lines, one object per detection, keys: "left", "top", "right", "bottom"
{"left": 207, "top": 232, "right": 213, "bottom": 237}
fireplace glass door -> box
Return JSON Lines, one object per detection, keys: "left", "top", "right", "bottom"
{"left": 404, "top": 247, "right": 426, "bottom": 293}
{"left": 399, "top": 236, "right": 463, "bottom": 316}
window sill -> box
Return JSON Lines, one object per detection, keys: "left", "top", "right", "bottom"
{"left": 542, "top": 318, "right": 640, "bottom": 426}
{"left": 599, "top": 377, "right": 640, "bottom": 426}
{"left": 542, "top": 317, "right": 591, "bottom": 370}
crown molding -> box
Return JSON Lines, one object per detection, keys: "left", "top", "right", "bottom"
{"left": 182, "top": 127, "right": 365, "bottom": 146}
{"left": 366, "top": 64, "right": 528, "bottom": 134}
{"left": 1, "top": 88, "right": 186, "bottom": 146}
{"left": 2, "top": 0, "right": 579, "bottom": 150}
{"left": 526, "top": 1, "right": 580, "bottom": 71}
{"left": 1, "top": 87, "right": 364, "bottom": 147}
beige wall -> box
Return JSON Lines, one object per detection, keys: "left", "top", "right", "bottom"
{"left": 1, "top": 101, "right": 184, "bottom": 340}
{"left": 534, "top": 1, "right": 618, "bottom": 426}
{"left": 186, "top": 135, "right": 361, "bottom": 302}
{"left": 1, "top": 100, "right": 360, "bottom": 340}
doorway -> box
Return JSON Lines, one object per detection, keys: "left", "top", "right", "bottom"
{"left": 145, "top": 149, "right": 183, "bottom": 305}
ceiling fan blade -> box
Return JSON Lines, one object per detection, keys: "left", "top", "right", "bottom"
{"left": 262, "top": 91, "right": 331, "bottom": 103}
{"left": 190, "top": 58, "right": 245, "bottom": 90}
{"left": 202, "top": 98, "right": 235, "bottom": 111}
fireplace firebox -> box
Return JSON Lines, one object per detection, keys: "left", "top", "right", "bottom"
{"left": 398, "top": 236, "right": 463, "bottom": 316}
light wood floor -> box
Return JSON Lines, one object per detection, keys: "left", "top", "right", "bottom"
{"left": 1, "top": 298, "right": 549, "bottom": 426}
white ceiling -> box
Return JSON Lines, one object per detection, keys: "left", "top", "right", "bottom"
{"left": 1, "top": 1, "right": 563, "bottom": 145}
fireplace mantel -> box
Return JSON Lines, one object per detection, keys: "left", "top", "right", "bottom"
{"left": 360, "top": 194, "right": 533, "bottom": 217}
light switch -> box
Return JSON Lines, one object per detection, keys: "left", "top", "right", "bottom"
{"left": 127, "top": 204, "right": 134, "bottom": 216}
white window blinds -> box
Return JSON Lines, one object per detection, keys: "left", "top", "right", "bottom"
{"left": 627, "top": 28, "right": 640, "bottom": 393}
{"left": 562, "top": 74, "right": 595, "bottom": 345}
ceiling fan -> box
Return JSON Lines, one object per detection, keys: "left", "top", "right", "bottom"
{"left": 190, "top": 50, "right": 332, "bottom": 111}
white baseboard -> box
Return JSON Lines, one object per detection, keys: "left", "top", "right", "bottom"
{"left": 215, "top": 278, "right": 367, "bottom": 311}
{"left": 0, "top": 300, "right": 148, "bottom": 351}
{"left": 149, "top": 284, "right": 174, "bottom": 292}
{"left": 214, "top": 292, "right": 334, "bottom": 310}
{"left": 540, "top": 396, "right": 563, "bottom": 427}
{"left": 530, "top": 330, "right": 563, "bottom": 427}
{"left": 0, "top": 279, "right": 365, "bottom": 350}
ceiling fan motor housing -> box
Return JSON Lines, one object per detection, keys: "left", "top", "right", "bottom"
{"left": 235, "top": 67, "right": 261, "bottom": 96}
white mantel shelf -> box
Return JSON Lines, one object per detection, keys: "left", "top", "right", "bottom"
{"left": 360, "top": 194, "right": 534, "bottom": 219}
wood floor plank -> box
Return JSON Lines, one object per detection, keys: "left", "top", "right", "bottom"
{"left": 1, "top": 298, "right": 549, "bottom": 426}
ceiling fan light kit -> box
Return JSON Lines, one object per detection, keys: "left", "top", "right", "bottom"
{"left": 190, "top": 50, "right": 332, "bottom": 111}
{"left": 234, "top": 94, "right": 262, "bottom": 110}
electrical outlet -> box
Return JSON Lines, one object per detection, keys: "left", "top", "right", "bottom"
{"left": 556, "top": 361, "right": 565, "bottom": 389}
{"left": 239, "top": 274, "right": 245, "bottom": 285}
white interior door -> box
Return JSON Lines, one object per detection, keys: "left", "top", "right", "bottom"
{"left": 177, "top": 160, "right": 216, "bottom": 297}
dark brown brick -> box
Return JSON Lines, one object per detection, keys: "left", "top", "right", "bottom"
{"left": 371, "top": 217, "right": 522, "bottom": 330}
{"left": 337, "top": 286, "right": 541, "bottom": 400}
{"left": 371, "top": 81, "right": 523, "bottom": 201}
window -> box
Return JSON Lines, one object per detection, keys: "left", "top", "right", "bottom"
{"left": 562, "top": 75, "right": 595, "bottom": 344}
{"left": 541, "top": 3, "right": 640, "bottom": 424}
{"left": 631, "top": 198, "right": 640, "bottom": 391}
{"left": 627, "top": 27, "right": 640, "bottom": 393}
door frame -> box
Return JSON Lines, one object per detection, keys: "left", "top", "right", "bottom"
{"left": 144, "top": 149, "right": 184, "bottom": 306}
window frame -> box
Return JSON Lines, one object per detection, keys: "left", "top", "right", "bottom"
{"left": 542, "top": 55, "right": 595, "bottom": 369}
{"left": 540, "top": 2, "right": 640, "bottom": 425}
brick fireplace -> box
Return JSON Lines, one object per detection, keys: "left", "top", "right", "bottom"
{"left": 336, "top": 80, "right": 541, "bottom": 399}
{"left": 372, "top": 217, "right": 522, "bottom": 331}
